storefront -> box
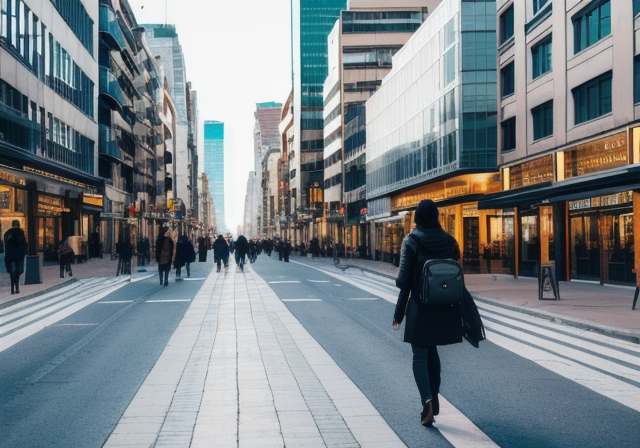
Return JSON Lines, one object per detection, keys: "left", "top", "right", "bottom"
{"left": 0, "top": 164, "right": 101, "bottom": 263}
{"left": 479, "top": 129, "right": 640, "bottom": 286}
{"left": 367, "top": 172, "right": 503, "bottom": 272}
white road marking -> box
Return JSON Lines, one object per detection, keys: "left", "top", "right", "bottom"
{"left": 437, "top": 396, "right": 501, "bottom": 448}
{"left": 268, "top": 280, "right": 302, "bottom": 284}
{"left": 487, "top": 329, "right": 640, "bottom": 412}
{"left": 348, "top": 297, "right": 379, "bottom": 301}
{"left": 54, "top": 323, "right": 100, "bottom": 327}
{"left": 183, "top": 277, "right": 207, "bottom": 281}
{"left": 308, "top": 280, "right": 330, "bottom": 283}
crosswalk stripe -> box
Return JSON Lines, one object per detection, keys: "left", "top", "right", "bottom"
{"left": 487, "top": 329, "right": 640, "bottom": 412}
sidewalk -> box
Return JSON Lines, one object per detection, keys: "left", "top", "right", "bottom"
{"left": 0, "top": 256, "right": 146, "bottom": 308}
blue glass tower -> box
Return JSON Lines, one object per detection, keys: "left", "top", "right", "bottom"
{"left": 204, "top": 121, "right": 225, "bottom": 234}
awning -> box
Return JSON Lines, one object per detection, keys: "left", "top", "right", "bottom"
{"left": 478, "top": 165, "right": 640, "bottom": 210}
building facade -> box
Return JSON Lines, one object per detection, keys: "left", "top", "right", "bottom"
{"left": 203, "top": 120, "right": 225, "bottom": 234}
{"left": 479, "top": 0, "right": 640, "bottom": 286}
{"left": 290, "top": 0, "right": 347, "bottom": 247}
{"left": 366, "top": 0, "right": 500, "bottom": 268}
{"left": 322, "top": 0, "right": 438, "bottom": 257}
{"left": 0, "top": 0, "right": 101, "bottom": 270}
{"left": 143, "top": 24, "right": 197, "bottom": 231}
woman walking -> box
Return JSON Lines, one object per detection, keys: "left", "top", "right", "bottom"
{"left": 155, "top": 226, "right": 174, "bottom": 286}
{"left": 392, "top": 199, "right": 462, "bottom": 427}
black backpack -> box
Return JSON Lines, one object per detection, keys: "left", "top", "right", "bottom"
{"left": 411, "top": 234, "right": 465, "bottom": 306}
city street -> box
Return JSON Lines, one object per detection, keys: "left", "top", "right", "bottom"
{"left": 1, "top": 254, "right": 639, "bottom": 448}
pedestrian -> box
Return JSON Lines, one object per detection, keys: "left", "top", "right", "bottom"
{"left": 392, "top": 199, "right": 462, "bottom": 427}
{"left": 137, "top": 237, "right": 149, "bottom": 267}
{"left": 283, "top": 239, "right": 292, "bottom": 262}
{"left": 198, "top": 236, "right": 207, "bottom": 262}
{"left": 116, "top": 234, "right": 133, "bottom": 276}
{"left": 58, "top": 237, "right": 74, "bottom": 278}
{"left": 235, "top": 235, "right": 248, "bottom": 269}
{"left": 276, "top": 238, "right": 284, "bottom": 261}
{"left": 3, "top": 220, "right": 27, "bottom": 295}
{"left": 90, "top": 227, "right": 101, "bottom": 258}
{"left": 212, "top": 234, "right": 229, "bottom": 272}
{"left": 155, "top": 226, "right": 174, "bottom": 286}
{"left": 174, "top": 234, "right": 195, "bottom": 279}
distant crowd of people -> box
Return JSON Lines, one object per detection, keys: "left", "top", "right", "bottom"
{"left": 1, "top": 219, "right": 342, "bottom": 294}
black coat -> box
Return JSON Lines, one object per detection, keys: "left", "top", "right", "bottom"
{"left": 174, "top": 236, "right": 195, "bottom": 268}
{"left": 394, "top": 224, "right": 462, "bottom": 347}
{"left": 212, "top": 236, "right": 229, "bottom": 259}
{"left": 3, "top": 227, "right": 27, "bottom": 274}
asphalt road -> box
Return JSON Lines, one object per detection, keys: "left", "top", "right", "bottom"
{"left": 252, "top": 255, "right": 640, "bottom": 448}
{"left": 0, "top": 263, "right": 210, "bottom": 448}
{"left": 1, "top": 254, "right": 639, "bottom": 447}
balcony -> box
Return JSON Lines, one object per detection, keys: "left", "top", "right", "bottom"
{"left": 99, "top": 124, "right": 122, "bottom": 162}
{"left": 99, "top": 66, "right": 127, "bottom": 109}
{"left": 99, "top": 5, "right": 126, "bottom": 51}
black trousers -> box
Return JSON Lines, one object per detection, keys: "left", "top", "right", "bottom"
{"left": 411, "top": 344, "right": 441, "bottom": 406}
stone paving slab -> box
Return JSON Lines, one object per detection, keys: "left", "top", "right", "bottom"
{"left": 103, "top": 262, "right": 406, "bottom": 448}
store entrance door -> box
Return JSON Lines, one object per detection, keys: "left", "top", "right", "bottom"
{"left": 38, "top": 216, "right": 62, "bottom": 262}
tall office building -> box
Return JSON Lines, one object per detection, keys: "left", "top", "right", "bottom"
{"left": 0, "top": 0, "right": 100, "bottom": 266}
{"left": 290, "top": 0, "right": 347, "bottom": 242}
{"left": 204, "top": 121, "right": 225, "bottom": 234}
{"left": 253, "top": 102, "right": 282, "bottom": 237}
{"left": 366, "top": 0, "right": 499, "bottom": 268}
{"left": 143, "top": 24, "right": 197, "bottom": 218}
{"left": 322, "top": 0, "right": 436, "bottom": 256}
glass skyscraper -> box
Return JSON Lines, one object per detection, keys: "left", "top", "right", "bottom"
{"left": 204, "top": 121, "right": 225, "bottom": 234}
{"left": 291, "top": 0, "right": 347, "bottom": 215}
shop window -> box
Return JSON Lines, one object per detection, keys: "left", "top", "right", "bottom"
{"left": 531, "top": 35, "right": 552, "bottom": 79}
{"left": 499, "top": 4, "right": 514, "bottom": 44}
{"left": 520, "top": 214, "right": 540, "bottom": 277}
{"left": 532, "top": 100, "right": 553, "bottom": 140}
{"left": 572, "top": 71, "right": 612, "bottom": 124}
{"left": 573, "top": 0, "right": 610, "bottom": 54}
{"left": 501, "top": 62, "right": 515, "bottom": 97}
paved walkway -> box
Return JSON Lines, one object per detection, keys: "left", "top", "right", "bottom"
{"left": 104, "top": 261, "right": 404, "bottom": 448}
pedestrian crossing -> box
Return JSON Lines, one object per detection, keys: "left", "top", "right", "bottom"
{"left": 302, "top": 263, "right": 640, "bottom": 415}
{"left": 477, "top": 301, "right": 640, "bottom": 412}
{"left": 0, "top": 277, "right": 129, "bottom": 352}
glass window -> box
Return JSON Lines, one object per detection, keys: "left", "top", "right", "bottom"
{"left": 499, "top": 4, "right": 514, "bottom": 44}
{"left": 531, "top": 35, "right": 552, "bottom": 79}
{"left": 572, "top": 71, "right": 612, "bottom": 124}
{"left": 501, "top": 117, "right": 516, "bottom": 152}
{"left": 532, "top": 100, "right": 553, "bottom": 140}
{"left": 635, "top": 55, "right": 640, "bottom": 104}
{"left": 501, "top": 62, "right": 515, "bottom": 97}
{"left": 573, "top": 0, "right": 610, "bottom": 54}
{"left": 533, "top": 0, "right": 550, "bottom": 14}
{"left": 0, "top": 0, "right": 6, "bottom": 39}
{"left": 443, "top": 47, "right": 455, "bottom": 85}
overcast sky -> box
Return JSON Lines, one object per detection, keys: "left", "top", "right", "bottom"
{"left": 127, "top": 0, "right": 292, "bottom": 234}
